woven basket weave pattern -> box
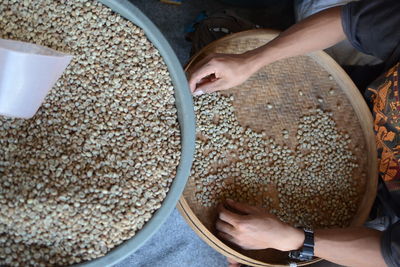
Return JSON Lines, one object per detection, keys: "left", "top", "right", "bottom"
{"left": 181, "top": 30, "right": 374, "bottom": 266}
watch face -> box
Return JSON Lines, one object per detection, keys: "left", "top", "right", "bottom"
{"left": 289, "top": 251, "right": 300, "bottom": 259}
{"left": 289, "top": 251, "right": 314, "bottom": 261}
{"left": 289, "top": 228, "right": 314, "bottom": 261}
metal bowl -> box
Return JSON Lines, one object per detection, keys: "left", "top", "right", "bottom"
{"left": 75, "top": 0, "right": 195, "bottom": 266}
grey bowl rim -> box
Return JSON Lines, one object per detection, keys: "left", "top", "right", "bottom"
{"left": 74, "top": 0, "right": 196, "bottom": 266}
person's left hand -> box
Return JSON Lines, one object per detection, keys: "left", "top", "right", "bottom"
{"left": 216, "top": 199, "right": 304, "bottom": 251}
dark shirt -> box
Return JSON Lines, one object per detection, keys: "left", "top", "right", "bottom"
{"left": 341, "top": 0, "right": 400, "bottom": 266}
{"left": 342, "top": 0, "right": 400, "bottom": 67}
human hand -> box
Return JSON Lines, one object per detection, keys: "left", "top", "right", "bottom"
{"left": 216, "top": 199, "right": 304, "bottom": 251}
{"left": 188, "top": 53, "right": 255, "bottom": 96}
{"left": 227, "top": 257, "right": 241, "bottom": 267}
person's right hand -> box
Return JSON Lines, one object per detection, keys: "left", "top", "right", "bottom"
{"left": 216, "top": 199, "right": 304, "bottom": 251}
{"left": 188, "top": 53, "right": 255, "bottom": 96}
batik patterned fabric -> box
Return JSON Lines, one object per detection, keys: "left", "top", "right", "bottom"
{"left": 366, "top": 63, "right": 400, "bottom": 192}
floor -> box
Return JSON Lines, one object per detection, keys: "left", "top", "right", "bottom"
{"left": 117, "top": 1, "right": 341, "bottom": 266}
{"left": 130, "top": 0, "right": 294, "bottom": 65}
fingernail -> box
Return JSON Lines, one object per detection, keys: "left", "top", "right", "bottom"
{"left": 193, "top": 90, "right": 204, "bottom": 96}
{"left": 226, "top": 198, "right": 233, "bottom": 203}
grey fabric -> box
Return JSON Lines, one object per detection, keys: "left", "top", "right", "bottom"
{"left": 114, "top": 208, "right": 227, "bottom": 267}
{"left": 341, "top": 0, "right": 400, "bottom": 67}
{"left": 294, "top": 0, "right": 382, "bottom": 66}
{"left": 294, "top": 0, "right": 353, "bottom": 22}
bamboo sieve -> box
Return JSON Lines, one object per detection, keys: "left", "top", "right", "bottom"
{"left": 178, "top": 29, "right": 378, "bottom": 267}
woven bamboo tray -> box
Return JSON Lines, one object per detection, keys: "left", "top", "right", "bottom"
{"left": 178, "top": 29, "right": 378, "bottom": 266}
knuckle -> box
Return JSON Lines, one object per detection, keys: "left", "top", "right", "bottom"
{"left": 208, "top": 58, "right": 218, "bottom": 65}
{"left": 218, "top": 211, "right": 226, "bottom": 219}
{"left": 235, "top": 221, "right": 245, "bottom": 231}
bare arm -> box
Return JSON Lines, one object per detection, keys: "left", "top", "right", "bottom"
{"left": 189, "top": 7, "right": 346, "bottom": 94}
{"left": 243, "top": 6, "right": 345, "bottom": 74}
{"left": 217, "top": 200, "right": 386, "bottom": 267}
{"left": 314, "top": 227, "right": 385, "bottom": 267}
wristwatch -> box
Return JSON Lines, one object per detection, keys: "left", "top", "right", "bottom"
{"left": 288, "top": 228, "right": 314, "bottom": 261}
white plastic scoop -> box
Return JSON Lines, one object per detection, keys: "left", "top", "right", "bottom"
{"left": 0, "top": 39, "right": 73, "bottom": 119}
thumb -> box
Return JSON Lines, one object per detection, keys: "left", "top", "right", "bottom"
{"left": 225, "top": 199, "right": 258, "bottom": 215}
{"left": 193, "top": 79, "right": 224, "bottom": 95}
{"left": 188, "top": 64, "right": 215, "bottom": 93}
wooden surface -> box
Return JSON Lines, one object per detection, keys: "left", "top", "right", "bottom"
{"left": 178, "top": 29, "right": 378, "bottom": 266}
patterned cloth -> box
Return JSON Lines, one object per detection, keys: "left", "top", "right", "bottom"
{"left": 366, "top": 63, "right": 400, "bottom": 192}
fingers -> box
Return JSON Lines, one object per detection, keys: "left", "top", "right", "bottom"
{"left": 188, "top": 54, "right": 218, "bottom": 93}
{"left": 193, "top": 89, "right": 205, "bottom": 96}
{"left": 218, "top": 204, "right": 243, "bottom": 225}
{"left": 227, "top": 258, "right": 241, "bottom": 267}
{"left": 216, "top": 219, "right": 235, "bottom": 235}
{"left": 194, "top": 79, "right": 224, "bottom": 95}
{"left": 217, "top": 231, "right": 236, "bottom": 244}
{"left": 188, "top": 53, "right": 229, "bottom": 95}
{"left": 189, "top": 65, "right": 216, "bottom": 93}
{"left": 225, "top": 199, "right": 258, "bottom": 215}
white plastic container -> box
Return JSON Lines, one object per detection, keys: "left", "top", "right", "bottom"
{"left": 0, "top": 39, "right": 73, "bottom": 119}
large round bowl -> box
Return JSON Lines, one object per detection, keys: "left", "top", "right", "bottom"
{"left": 72, "top": 0, "right": 196, "bottom": 266}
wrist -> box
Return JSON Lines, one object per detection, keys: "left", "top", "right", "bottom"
{"left": 285, "top": 226, "right": 305, "bottom": 251}
{"left": 242, "top": 44, "right": 281, "bottom": 75}
{"left": 236, "top": 51, "right": 259, "bottom": 79}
